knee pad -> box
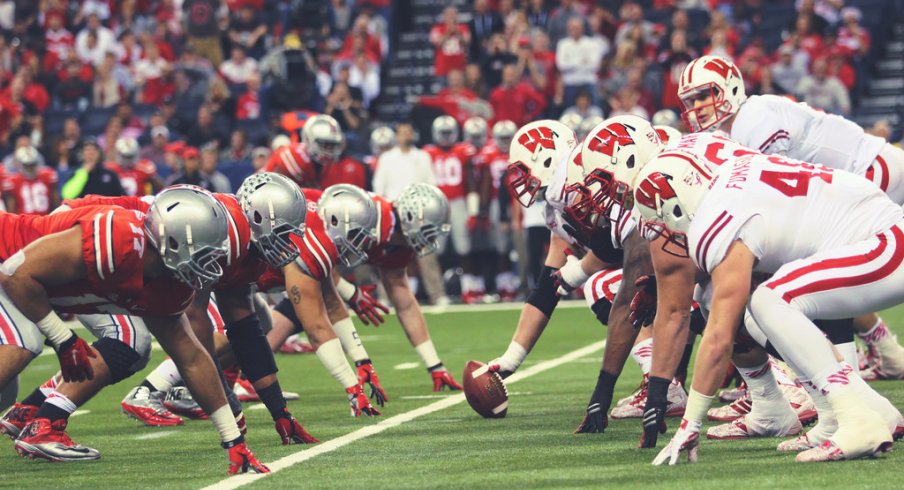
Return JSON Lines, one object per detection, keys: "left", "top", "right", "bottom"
{"left": 273, "top": 297, "right": 304, "bottom": 335}
{"left": 254, "top": 293, "right": 273, "bottom": 335}
{"left": 526, "top": 266, "right": 560, "bottom": 318}
{"left": 225, "top": 314, "right": 278, "bottom": 382}
{"left": 814, "top": 318, "right": 854, "bottom": 345}
{"left": 92, "top": 337, "right": 143, "bottom": 383}
{"left": 590, "top": 299, "right": 612, "bottom": 326}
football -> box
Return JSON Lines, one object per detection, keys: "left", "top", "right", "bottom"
{"left": 463, "top": 360, "right": 509, "bottom": 418}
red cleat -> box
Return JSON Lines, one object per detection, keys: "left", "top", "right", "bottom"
{"left": 121, "top": 387, "right": 184, "bottom": 427}
{"left": 0, "top": 403, "right": 39, "bottom": 439}
{"left": 15, "top": 418, "right": 100, "bottom": 461}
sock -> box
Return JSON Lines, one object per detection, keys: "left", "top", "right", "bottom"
{"left": 414, "top": 340, "right": 443, "bottom": 371}
{"left": 798, "top": 377, "right": 836, "bottom": 441}
{"left": 834, "top": 341, "right": 859, "bottom": 375}
{"left": 737, "top": 361, "right": 789, "bottom": 417}
{"left": 857, "top": 318, "right": 889, "bottom": 345}
{"left": 316, "top": 338, "right": 359, "bottom": 388}
{"left": 811, "top": 362, "right": 851, "bottom": 396}
{"left": 256, "top": 380, "right": 288, "bottom": 420}
{"left": 144, "top": 358, "right": 182, "bottom": 393}
{"left": 21, "top": 387, "right": 48, "bottom": 408}
{"left": 630, "top": 338, "right": 653, "bottom": 375}
{"left": 768, "top": 357, "right": 798, "bottom": 386}
{"left": 39, "top": 377, "right": 58, "bottom": 397}
{"left": 498, "top": 341, "right": 528, "bottom": 373}
{"left": 36, "top": 391, "right": 78, "bottom": 422}
{"left": 332, "top": 317, "right": 369, "bottom": 363}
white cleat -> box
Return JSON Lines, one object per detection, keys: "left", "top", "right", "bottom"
{"left": 718, "top": 383, "right": 747, "bottom": 403}
{"left": 707, "top": 393, "right": 752, "bottom": 422}
{"left": 781, "top": 383, "right": 818, "bottom": 426}
{"left": 611, "top": 380, "right": 686, "bottom": 419}
{"left": 616, "top": 376, "right": 648, "bottom": 408}
{"left": 707, "top": 412, "right": 802, "bottom": 440}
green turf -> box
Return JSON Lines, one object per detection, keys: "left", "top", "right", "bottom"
{"left": 1, "top": 305, "right": 903, "bottom": 489}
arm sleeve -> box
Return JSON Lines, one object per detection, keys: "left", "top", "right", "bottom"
{"left": 61, "top": 169, "right": 90, "bottom": 200}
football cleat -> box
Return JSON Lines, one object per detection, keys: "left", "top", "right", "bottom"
{"left": 163, "top": 387, "right": 208, "bottom": 419}
{"left": 718, "top": 382, "right": 747, "bottom": 403}
{"left": 121, "top": 386, "right": 184, "bottom": 427}
{"left": 461, "top": 291, "right": 485, "bottom": 305}
{"left": 707, "top": 393, "right": 752, "bottom": 422}
{"left": 432, "top": 371, "right": 463, "bottom": 391}
{"left": 796, "top": 439, "right": 893, "bottom": 463}
{"left": 611, "top": 380, "right": 686, "bottom": 419}
{"left": 346, "top": 385, "right": 381, "bottom": 417}
{"left": 234, "top": 378, "right": 260, "bottom": 403}
{"left": 0, "top": 403, "right": 39, "bottom": 439}
{"left": 782, "top": 383, "right": 818, "bottom": 425}
{"left": 616, "top": 375, "right": 648, "bottom": 408}
{"left": 707, "top": 412, "right": 802, "bottom": 440}
{"left": 279, "top": 335, "right": 316, "bottom": 354}
{"left": 15, "top": 418, "right": 101, "bottom": 462}
{"left": 274, "top": 409, "right": 319, "bottom": 444}
{"left": 282, "top": 391, "right": 300, "bottom": 401}
{"left": 778, "top": 432, "right": 822, "bottom": 452}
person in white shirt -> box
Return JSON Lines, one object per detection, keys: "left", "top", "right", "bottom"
{"left": 75, "top": 13, "right": 115, "bottom": 65}
{"left": 556, "top": 18, "right": 602, "bottom": 108}
{"left": 219, "top": 46, "right": 260, "bottom": 85}
{"left": 372, "top": 123, "right": 436, "bottom": 199}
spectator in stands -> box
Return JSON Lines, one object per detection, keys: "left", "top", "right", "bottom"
{"left": 76, "top": 30, "right": 105, "bottom": 67}
{"left": 513, "top": 37, "right": 548, "bottom": 94}
{"left": 186, "top": 104, "right": 227, "bottom": 147}
{"left": 99, "top": 116, "right": 123, "bottom": 153}
{"left": 788, "top": 13, "right": 825, "bottom": 61}
{"left": 133, "top": 42, "right": 171, "bottom": 105}
{"left": 348, "top": 53, "right": 380, "bottom": 109}
{"left": 140, "top": 126, "right": 170, "bottom": 167}
{"left": 167, "top": 146, "right": 213, "bottom": 190}
{"left": 75, "top": 0, "right": 111, "bottom": 23}
{"left": 56, "top": 60, "right": 92, "bottom": 109}
{"left": 61, "top": 139, "right": 125, "bottom": 199}
{"left": 259, "top": 33, "right": 321, "bottom": 112}
{"left": 45, "top": 12, "right": 74, "bottom": 61}
{"left": 563, "top": 89, "right": 603, "bottom": 119}
{"left": 116, "top": 102, "right": 144, "bottom": 133}
{"left": 771, "top": 45, "right": 808, "bottom": 94}
{"left": 798, "top": 0, "right": 840, "bottom": 29}
{"left": 556, "top": 18, "right": 602, "bottom": 107}
{"left": 658, "top": 30, "right": 697, "bottom": 111}
{"left": 609, "top": 86, "right": 649, "bottom": 119}
{"left": 116, "top": 30, "right": 142, "bottom": 67}
{"left": 489, "top": 64, "right": 546, "bottom": 126}
{"left": 464, "top": 63, "right": 488, "bottom": 98}
{"left": 663, "top": 8, "right": 701, "bottom": 53}
{"left": 207, "top": 76, "right": 237, "bottom": 118}
{"left": 251, "top": 146, "right": 269, "bottom": 170}
{"left": 200, "top": 143, "right": 232, "bottom": 193}
{"left": 547, "top": 0, "right": 587, "bottom": 46}
{"left": 75, "top": 13, "right": 115, "bottom": 66}
{"left": 481, "top": 33, "right": 517, "bottom": 89}
{"left": 324, "top": 81, "right": 365, "bottom": 131}
{"left": 220, "top": 45, "right": 259, "bottom": 85}
{"left": 50, "top": 117, "right": 84, "bottom": 170}
{"left": 228, "top": 6, "right": 267, "bottom": 59}
{"left": 338, "top": 15, "right": 383, "bottom": 64}
{"left": 111, "top": 0, "right": 151, "bottom": 38}
{"left": 93, "top": 56, "right": 122, "bottom": 107}
{"left": 796, "top": 57, "right": 850, "bottom": 115}
{"left": 184, "top": 0, "right": 226, "bottom": 67}
{"left": 225, "top": 129, "right": 251, "bottom": 160}
{"left": 525, "top": 0, "right": 551, "bottom": 31}
{"left": 614, "top": 2, "right": 655, "bottom": 49}
{"left": 236, "top": 73, "right": 262, "bottom": 121}
{"left": 827, "top": 47, "right": 856, "bottom": 92}
{"left": 705, "top": 29, "right": 735, "bottom": 59}
{"left": 837, "top": 7, "right": 870, "bottom": 59}
{"left": 430, "top": 6, "right": 470, "bottom": 81}
{"left": 469, "top": 0, "right": 503, "bottom": 61}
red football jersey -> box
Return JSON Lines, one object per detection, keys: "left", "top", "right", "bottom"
{"left": 261, "top": 145, "right": 320, "bottom": 189}
{"left": 366, "top": 195, "right": 414, "bottom": 269}
{"left": 472, "top": 143, "right": 508, "bottom": 198}
{"left": 0, "top": 206, "right": 193, "bottom": 316}
{"left": 287, "top": 188, "right": 340, "bottom": 282}
{"left": 424, "top": 143, "right": 473, "bottom": 200}
{"left": 320, "top": 156, "right": 371, "bottom": 190}
{"left": 106, "top": 160, "right": 158, "bottom": 196}
{"left": 2, "top": 168, "right": 59, "bottom": 215}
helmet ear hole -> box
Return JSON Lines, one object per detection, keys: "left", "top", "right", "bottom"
{"left": 626, "top": 155, "right": 635, "bottom": 169}
{"left": 168, "top": 236, "right": 179, "bottom": 251}
{"left": 406, "top": 211, "right": 414, "bottom": 222}
{"left": 253, "top": 210, "right": 264, "bottom": 224}
{"left": 543, "top": 157, "right": 552, "bottom": 168}
{"left": 331, "top": 215, "right": 339, "bottom": 226}
{"left": 673, "top": 205, "right": 683, "bottom": 218}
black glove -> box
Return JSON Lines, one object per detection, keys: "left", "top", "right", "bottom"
{"left": 574, "top": 370, "right": 617, "bottom": 434}
{"left": 638, "top": 376, "right": 670, "bottom": 448}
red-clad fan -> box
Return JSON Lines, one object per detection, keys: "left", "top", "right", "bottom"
{"left": 0, "top": 187, "right": 265, "bottom": 473}
{"left": 105, "top": 137, "right": 163, "bottom": 196}
{"left": 2, "top": 146, "right": 59, "bottom": 215}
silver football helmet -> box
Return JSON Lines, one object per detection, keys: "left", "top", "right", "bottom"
{"left": 491, "top": 120, "right": 517, "bottom": 153}
{"left": 394, "top": 183, "right": 451, "bottom": 257}
{"left": 115, "top": 137, "right": 140, "bottom": 168}
{"left": 144, "top": 186, "right": 230, "bottom": 290}
{"left": 559, "top": 112, "right": 583, "bottom": 133}
{"left": 370, "top": 126, "right": 396, "bottom": 155}
{"left": 301, "top": 114, "right": 344, "bottom": 164}
{"left": 318, "top": 184, "right": 378, "bottom": 268}
{"left": 432, "top": 115, "right": 459, "bottom": 147}
{"left": 463, "top": 116, "right": 488, "bottom": 148}
{"left": 237, "top": 172, "right": 307, "bottom": 269}
{"left": 15, "top": 146, "right": 40, "bottom": 178}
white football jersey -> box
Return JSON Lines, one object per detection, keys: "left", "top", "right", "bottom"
{"left": 544, "top": 145, "right": 587, "bottom": 249}
{"left": 731, "top": 94, "right": 885, "bottom": 176}
{"left": 689, "top": 152, "right": 903, "bottom": 275}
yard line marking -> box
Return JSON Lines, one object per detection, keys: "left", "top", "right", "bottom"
{"left": 419, "top": 299, "right": 586, "bottom": 315}
{"left": 201, "top": 339, "right": 605, "bottom": 490}
{"left": 400, "top": 391, "right": 533, "bottom": 400}
{"left": 71, "top": 410, "right": 91, "bottom": 417}
{"left": 393, "top": 362, "right": 420, "bottom": 370}
{"left": 135, "top": 430, "right": 177, "bottom": 440}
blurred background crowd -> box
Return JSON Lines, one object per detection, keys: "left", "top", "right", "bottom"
{"left": 0, "top": 0, "right": 901, "bottom": 303}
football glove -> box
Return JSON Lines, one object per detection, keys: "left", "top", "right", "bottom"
{"left": 629, "top": 275, "right": 657, "bottom": 329}
{"left": 432, "top": 370, "right": 463, "bottom": 391}
{"left": 638, "top": 376, "right": 670, "bottom": 448}
{"left": 552, "top": 252, "right": 588, "bottom": 296}
{"left": 652, "top": 419, "right": 701, "bottom": 465}
{"left": 224, "top": 437, "right": 270, "bottom": 475}
{"left": 274, "top": 409, "right": 319, "bottom": 444}
{"left": 487, "top": 359, "right": 517, "bottom": 379}
{"left": 55, "top": 334, "right": 97, "bottom": 382}
{"left": 574, "top": 401, "right": 608, "bottom": 434}
{"left": 347, "top": 284, "right": 390, "bottom": 326}
{"left": 356, "top": 361, "right": 388, "bottom": 407}
{"left": 346, "top": 385, "right": 381, "bottom": 417}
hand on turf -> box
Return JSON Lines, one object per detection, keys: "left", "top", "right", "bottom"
{"left": 652, "top": 419, "right": 700, "bottom": 465}
{"left": 552, "top": 253, "right": 586, "bottom": 297}
{"left": 638, "top": 402, "right": 667, "bottom": 448}
{"left": 275, "top": 409, "right": 319, "bottom": 444}
{"left": 347, "top": 284, "right": 390, "bottom": 326}
{"left": 432, "top": 370, "right": 463, "bottom": 391}
{"left": 356, "top": 362, "right": 388, "bottom": 407}
{"left": 225, "top": 439, "right": 270, "bottom": 475}
{"left": 574, "top": 402, "right": 608, "bottom": 434}
{"left": 55, "top": 333, "right": 97, "bottom": 382}
{"left": 629, "top": 275, "right": 657, "bottom": 329}
{"left": 346, "top": 385, "right": 382, "bottom": 417}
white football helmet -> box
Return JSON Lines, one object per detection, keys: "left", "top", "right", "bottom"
{"left": 237, "top": 172, "right": 307, "bottom": 268}
{"left": 633, "top": 150, "right": 716, "bottom": 257}
{"left": 144, "top": 186, "right": 230, "bottom": 290}
{"left": 577, "top": 115, "right": 663, "bottom": 223}
{"left": 271, "top": 134, "right": 291, "bottom": 150}
{"left": 370, "top": 126, "right": 395, "bottom": 155}
{"left": 463, "top": 116, "right": 488, "bottom": 148}
{"left": 15, "top": 146, "right": 40, "bottom": 179}
{"left": 432, "top": 115, "right": 459, "bottom": 147}
{"left": 505, "top": 119, "right": 576, "bottom": 207}
{"left": 654, "top": 125, "right": 682, "bottom": 147}
{"left": 678, "top": 55, "right": 747, "bottom": 132}
{"left": 652, "top": 109, "right": 680, "bottom": 129}
{"left": 491, "top": 120, "right": 517, "bottom": 153}
{"left": 559, "top": 112, "right": 583, "bottom": 133}
{"left": 318, "top": 184, "right": 378, "bottom": 267}
{"left": 577, "top": 115, "right": 604, "bottom": 142}
{"left": 115, "top": 137, "right": 140, "bottom": 168}
{"left": 394, "top": 183, "right": 451, "bottom": 257}
{"left": 302, "top": 114, "right": 344, "bottom": 164}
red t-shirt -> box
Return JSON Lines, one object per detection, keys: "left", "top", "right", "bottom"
{"left": 429, "top": 23, "right": 470, "bottom": 76}
{"left": 488, "top": 83, "right": 547, "bottom": 126}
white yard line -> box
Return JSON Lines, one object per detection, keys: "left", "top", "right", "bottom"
{"left": 134, "top": 430, "right": 178, "bottom": 440}
{"left": 400, "top": 391, "right": 533, "bottom": 400}
{"left": 201, "top": 339, "right": 605, "bottom": 490}
{"left": 419, "top": 298, "right": 586, "bottom": 315}
{"left": 70, "top": 410, "right": 91, "bottom": 417}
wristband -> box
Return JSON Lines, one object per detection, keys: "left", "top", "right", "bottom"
{"left": 684, "top": 388, "right": 715, "bottom": 425}
{"left": 221, "top": 434, "right": 245, "bottom": 449}
{"left": 36, "top": 312, "right": 74, "bottom": 348}
{"left": 335, "top": 278, "right": 357, "bottom": 302}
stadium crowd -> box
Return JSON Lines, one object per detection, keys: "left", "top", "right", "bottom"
{"left": 0, "top": 0, "right": 894, "bottom": 304}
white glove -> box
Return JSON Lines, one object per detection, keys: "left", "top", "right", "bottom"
{"left": 553, "top": 254, "right": 589, "bottom": 296}
{"left": 652, "top": 419, "right": 701, "bottom": 466}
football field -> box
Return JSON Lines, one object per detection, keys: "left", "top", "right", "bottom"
{"left": 3, "top": 303, "right": 903, "bottom": 489}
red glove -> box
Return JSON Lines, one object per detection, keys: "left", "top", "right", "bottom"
{"left": 275, "top": 409, "right": 319, "bottom": 444}
{"left": 346, "top": 385, "right": 381, "bottom": 417}
{"left": 432, "top": 370, "right": 463, "bottom": 391}
{"left": 348, "top": 284, "right": 390, "bottom": 326}
{"left": 356, "top": 361, "right": 388, "bottom": 407}
{"left": 55, "top": 334, "right": 97, "bottom": 382}
{"left": 224, "top": 437, "right": 270, "bottom": 475}
{"left": 629, "top": 275, "right": 657, "bottom": 329}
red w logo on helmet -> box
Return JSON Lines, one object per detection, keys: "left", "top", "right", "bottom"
{"left": 704, "top": 58, "right": 739, "bottom": 79}
{"left": 587, "top": 123, "right": 635, "bottom": 157}
{"left": 635, "top": 172, "right": 677, "bottom": 212}
{"left": 517, "top": 127, "right": 556, "bottom": 153}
